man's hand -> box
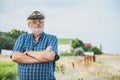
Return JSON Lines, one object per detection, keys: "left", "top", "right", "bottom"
{"left": 44, "top": 46, "right": 55, "bottom": 61}
{"left": 26, "top": 46, "right": 55, "bottom": 62}
{"left": 11, "top": 46, "right": 56, "bottom": 64}
{"left": 45, "top": 46, "right": 52, "bottom": 52}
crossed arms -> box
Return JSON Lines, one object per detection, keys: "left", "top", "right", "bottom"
{"left": 11, "top": 46, "right": 56, "bottom": 64}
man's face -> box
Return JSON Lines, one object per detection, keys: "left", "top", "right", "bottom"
{"left": 28, "top": 19, "right": 44, "bottom": 35}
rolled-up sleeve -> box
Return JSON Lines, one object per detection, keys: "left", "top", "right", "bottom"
{"left": 47, "top": 35, "right": 59, "bottom": 61}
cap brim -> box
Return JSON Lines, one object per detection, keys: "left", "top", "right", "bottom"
{"left": 27, "top": 15, "right": 44, "bottom": 20}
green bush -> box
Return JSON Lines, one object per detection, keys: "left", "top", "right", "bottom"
{"left": 0, "top": 62, "right": 17, "bottom": 80}
{"left": 60, "top": 52, "right": 74, "bottom": 56}
{"left": 89, "top": 46, "right": 102, "bottom": 54}
{"left": 74, "top": 47, "right": 84, "bottom": 56}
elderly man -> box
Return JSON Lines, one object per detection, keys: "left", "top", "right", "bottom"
{"left": 11, "top": 11, "right": 59, "bottom": 80}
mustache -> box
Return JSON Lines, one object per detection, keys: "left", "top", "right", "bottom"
{"left": 35, "top": 24, "right": 43, "bottom": 27}
{"left": 30, "top": 27, "right": 44, "bottom": 35}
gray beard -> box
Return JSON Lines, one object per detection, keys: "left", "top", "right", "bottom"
{"left": 30, "top": 27, "right": 44, "bottom": 35}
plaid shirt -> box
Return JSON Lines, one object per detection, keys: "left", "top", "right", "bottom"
{"left": 13, "top": 32, "right": 59, "bottom": 80}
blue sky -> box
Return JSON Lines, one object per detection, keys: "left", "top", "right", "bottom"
{"left": 0, "top": 0, "right": 120, "bottom": 53}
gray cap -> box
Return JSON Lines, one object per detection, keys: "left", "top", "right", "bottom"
{"left": 27, "top": 11, "right": 45, "bottom": 20}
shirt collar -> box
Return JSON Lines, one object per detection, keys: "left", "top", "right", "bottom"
{"left": 30, "top": 32, "right": 45, "bottom": 42}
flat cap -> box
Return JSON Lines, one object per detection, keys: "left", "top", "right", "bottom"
{"left": 27, "top": 11, "right": 45, "bottom": 20}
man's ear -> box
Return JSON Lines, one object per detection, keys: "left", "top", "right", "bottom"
{"left": 28, "top": 22, "right": 31, "bottom": 28}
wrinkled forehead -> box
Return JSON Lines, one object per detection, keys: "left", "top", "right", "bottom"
{"left": 28, "top": 19, "right": 44, "bottom": 22}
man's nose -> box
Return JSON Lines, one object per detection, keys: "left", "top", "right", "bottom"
{"left": 36, "top": 21, "right": 40, "bottom": 24}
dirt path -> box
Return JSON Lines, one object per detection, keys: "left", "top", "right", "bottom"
{"left": 0, "top": 55, "right": 11, "bottom": 62}
{"left": 101, "top": 60, "right": 120, "bottom": 70}
{"left": 96, "top": 54, "right": 120, "bottom": 75}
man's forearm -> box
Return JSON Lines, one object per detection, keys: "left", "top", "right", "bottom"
{"left": 27, "top": 50, "right": 55, "bottom": 62}
{"left": 11, "top": 52, "right": 42, "bottom": 64}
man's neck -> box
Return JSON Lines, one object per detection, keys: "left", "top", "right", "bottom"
{"left": 33, "top": 33, "right": 41, "bottom": 41}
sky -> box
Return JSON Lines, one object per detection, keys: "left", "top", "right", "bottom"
{"left": 0, "top": 0, "right": 120, "bottom": 53}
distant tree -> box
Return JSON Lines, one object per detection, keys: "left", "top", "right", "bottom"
{"left": 89, "top": 46, "right": 102, "bottom": 54}
{"left": 72, "top": 38, "right": 84, "bottom": 49}
{"left": 82, "top": 46, "right": 89, "bottom": 52}
{"left": 0, "top": 31, "right": 11, "bottom": 37}
{"left": 0, "top": 35, "right": 15, "bottom": 53}
{"left": 0, "top": 29, "right": 27, "bottom": 53}
{"left": 9, "top": 29, "right": 27, "bottom": 39}
{"left": 0, "top": 29, "right": 27, "bottom": 40}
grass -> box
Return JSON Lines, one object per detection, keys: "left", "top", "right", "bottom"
{"left": 60, "top": 52, "right": 74, "bottom": 56}
{"left": 0, "top": 61, "right": 17, "bottom": 80}
{"left": 0, "top": 55, "right": 120, "bottom": 80}
{"left": 55, "top": 57, "right": 120, "bottom": 80}
{"left": 55, "top": 62, "right": 120, "bottom": 80}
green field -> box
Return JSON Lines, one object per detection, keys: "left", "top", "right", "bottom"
{"left": 58, "top": 38, "right": 71, "bottom": 44}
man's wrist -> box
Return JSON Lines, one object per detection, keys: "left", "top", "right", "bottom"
{"left": 26, "top": 52, "right": 28, "bottom": 55}
{"left": 24, "top": 52, "right": 28, "bottom": 55}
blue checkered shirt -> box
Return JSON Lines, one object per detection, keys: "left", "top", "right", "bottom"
{"left": 13, "top": 32, "right": 59, "bottom": 80}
